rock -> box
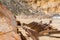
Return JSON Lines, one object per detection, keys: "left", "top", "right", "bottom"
{"left": 0, "top": 3, "right": 21, "bottom": 40}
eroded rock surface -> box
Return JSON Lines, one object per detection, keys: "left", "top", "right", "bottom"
{"left": 0, "top": 3, "right": 21, "bottom": 40}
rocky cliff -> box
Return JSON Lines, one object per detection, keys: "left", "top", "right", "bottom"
{"left": 0, "top": 0, "right": 60, "bottom": 16}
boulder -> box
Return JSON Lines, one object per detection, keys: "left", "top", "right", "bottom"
{"left": 0, "top": 3, "right": 21, "bottom": 40}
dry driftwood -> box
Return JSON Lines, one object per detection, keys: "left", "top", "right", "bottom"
{"left": 15, "top": 16, "right": 60, "bottom": 40}
{"left": 20, "top": 20, "right": 60, "bottom": 40}
{"left": 23, "top": 20, "right": 54, "bottom": 33}
{"left": 22, "top": 26, "right": 39, "bottom": 40}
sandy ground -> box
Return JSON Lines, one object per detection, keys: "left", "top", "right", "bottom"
{"left": 16, "top": 16, "right": 60, "bottom": 40}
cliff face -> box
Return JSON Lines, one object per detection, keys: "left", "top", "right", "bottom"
{"left": 27, "top": 0, "right": 60, "bottom": 15}
{"left": 0, "top": 0, "right": 60, "bottom": 16}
